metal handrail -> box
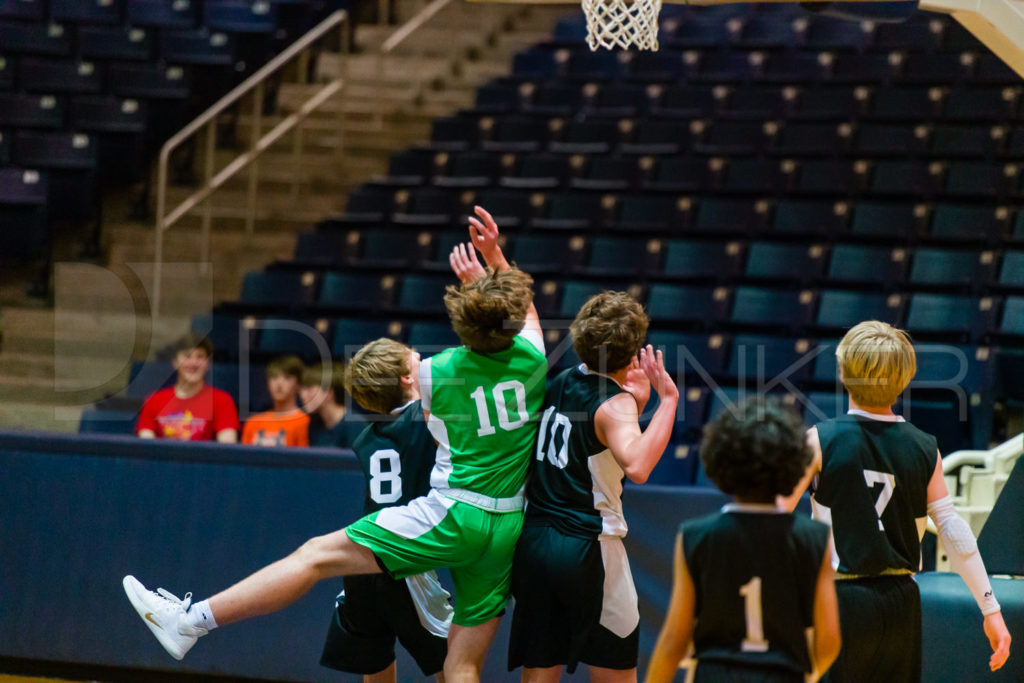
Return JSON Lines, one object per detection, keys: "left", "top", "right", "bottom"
{"left": 153, "top": 10, "right": 350, "bottom": 322}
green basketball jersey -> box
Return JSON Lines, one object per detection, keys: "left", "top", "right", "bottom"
{"left": 419, "top": 334, "right": 547, "bottom": 499}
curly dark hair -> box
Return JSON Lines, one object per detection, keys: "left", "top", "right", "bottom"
{"left": 700, "top": 396, "right": 811, "bottom": 503}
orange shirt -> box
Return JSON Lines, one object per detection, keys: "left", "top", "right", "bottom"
{"left": 241, "top": 409, "right": 310, "bottom": 447}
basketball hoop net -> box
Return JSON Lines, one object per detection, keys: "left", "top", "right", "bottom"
{"left": 581, "top": 0, "right": 663, "bottom": 51}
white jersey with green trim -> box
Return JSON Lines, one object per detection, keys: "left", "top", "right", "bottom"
{"left": 419, "top": 331, "right": 547, "bottom": 500}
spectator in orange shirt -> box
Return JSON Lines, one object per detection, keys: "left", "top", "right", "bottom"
{"left": 242, "top": 355, "right": 310, "bottom": 447}
{"left": 137, "top": 334, "right": 239, "bottom": 442}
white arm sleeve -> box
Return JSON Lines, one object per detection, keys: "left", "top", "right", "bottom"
{"left": 928, "top": 495, "right": 1001, "bottom": 615}
{"left": 517, "top": 327, "right": 545, "bottom": 355}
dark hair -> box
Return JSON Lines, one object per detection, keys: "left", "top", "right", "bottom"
{"left": 444, "top": 267, "right": 534, "bottom": 354}
{"left": 570, "top": 291, "right": 649, "bottom": 373}
{"left": 266, "top": 355, "right": 305, "bottom": 381}
{"left": 170, "top": 332, "right": 214, "bottom": 358}
{"left": 301, "top": 362, "right": 347, "bottom": 400}
{"left": 700, "top": 396, "right": 811, "bottom": 503}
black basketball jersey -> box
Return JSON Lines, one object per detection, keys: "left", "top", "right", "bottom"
{"left": 524, "top": 365, "right": 628, "bottom": 539}
{"left": 683, "top": 507, "right": 830, "bottom": 675}
{"left": 813, "top": 414, "right": 936, "bottom": 575}
{"left": 351, "top": 400, "right": 436, "bottom": 515}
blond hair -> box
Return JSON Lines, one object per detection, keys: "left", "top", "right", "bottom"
{"left": 344, "top": 338, "right": 412, "bottom": 414}
{"left": 570, "top": 291, "right": 649, "bottom": 373}
{"left": 444, "top": 267, "right": 534, "bottom": 354}
{"left": 836, "top": 321, "right": 916, "bottom": 408}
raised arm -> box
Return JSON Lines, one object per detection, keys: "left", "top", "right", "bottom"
{"left": 467, "top": 205, "right": 541, "bottom": 344}
{"left": 925, "top": 452, "right": 1011, "bottom": 671}
{"left": 645, "top": 531, "right": 696, "bottom": 683}
{"left": 595, "top": 346, "right": 678, "bottom": 484}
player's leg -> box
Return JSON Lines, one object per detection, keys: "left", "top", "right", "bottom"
{"left": 207, "top": 528, "right": 380, "bottom": 626}
{"left": 363, "top": 662, "right": 396, "bottom": 683}
{"left": 520, "top": 666, "right": 562, "bottom": 683}
{"left": 445, "top": 617, "right": 503, "bottom": 682}
{"left": 123, "top": 528, "right": 380, "bottom": 659}
{"left": 588, "top": 665, "right": 637, "bottom": 683}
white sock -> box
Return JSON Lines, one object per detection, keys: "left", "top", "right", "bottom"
{"left": 187, "top": 599, "right": 218, "bottom": 632}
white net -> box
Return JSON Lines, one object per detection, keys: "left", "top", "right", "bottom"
{"left": 581, "top": 0, "right": 663, "bottom": 51}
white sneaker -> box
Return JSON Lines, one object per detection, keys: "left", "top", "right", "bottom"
{"left": 123, "top": 575, "right": 207, "bottom": 660}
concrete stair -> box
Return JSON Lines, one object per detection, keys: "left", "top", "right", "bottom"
{"left": 0, "top": 1, "right": 569, "bottom": 433}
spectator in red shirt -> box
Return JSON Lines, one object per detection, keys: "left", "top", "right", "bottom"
{"left": 136, "top": 334, "right": 239, "bottom": 443}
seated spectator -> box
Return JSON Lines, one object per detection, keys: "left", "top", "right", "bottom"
{"left": 242, "top": 355, "right": 310, "bottom": 447}
{"left": 299, "top": 362, "right": 352, "bottom": 449}
{"left": 136, "top": 334, "right": 239, "bottom": 442}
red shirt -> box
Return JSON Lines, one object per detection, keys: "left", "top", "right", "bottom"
{"left": 136, "top": 385, "right": 240, "bottom": 441}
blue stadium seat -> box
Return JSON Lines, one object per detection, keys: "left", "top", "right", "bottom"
{"left": 826, "top": 244, "right": 906, "bottom": 287}
{"left": 161, "top": 29, "right": 236, "bottom": 66}
{"left": 291, "top": 231, "right": 356, "bottom": 266}
{"left": 331, "top": 319, "right": 397, "bottom": 357}
{"left": 0, "top": 93, "right": 65, "bottom": 128}
{"left": 899, "top": 53, "right": 972, "bottom": 85}
{"left": 0, "top": 20, "right": 73, "bottom": 56}
{"left": 427, "top": 116, "right": 473, "bottom": 152}
{"left": 586, "top": 236, "right": 660, "bottom": 276}
{"left": 392, "top": 188, "right": 461, "bottom": 227}
{"left": 804, "top": 17, "right": 871, "bottom": 50}
{"left": 471, "top": 187, "right": 536, "bottom": 228}
{"left": 204, "top": 0, "right": 278, "bottom": 33}
{"left": 663, "top": 18, "right": 733, "bottom": 48}
{"left": 0, "top": 167, "right": 49, "bottom": 257}
{"left": 511, "top": 48, "right": 566, "bottom": 80}
{"left": 70, "top": 96, "right": 146, "bottom": 134}
{"left": 724, "top": 335, "right": 814, "bottom": 386}
{"left": 869, "top": 160, "right": 942, "bottom": 197}
{"left": 567, "top": 49, "right": 627, "bottom": 80}
{"left": 257, "top": 319, "right": 331, "bottom": 363}
{"left": 743, "top": 242, "right": 826, "bottom": 283}
{"left": 126, "top": 0, "right": 197, "bottom": 28}
{"left": 406, "top": 321, "right": 459, "bottom": 350}
{"left": 1000, "top": 296, "right": 1024, "bottom": 336}
{"left": 0, "top": 0, "right": 45, "bottom": 20}
{"left": 615, "top": 195, "right": 684, "bottom": 231}
{"left": 692, "top": 51, "right": 756, "bottom": 83}
{"left": 799, "top": 391, "right": 847, "bottom": 423}
{"left": 870, "top": 85, "right": 940, "bottom": 120}
{"left": 558, "top": 280, "right": 605, "bottom": 318}
{"left": 533, "top": 193, "right": 605, "bottom": 231}
{"left": 239, "top": 269, "right": 318, "bottom": 309}
{"left": 434, "top": 151, "right": 503, "bottom": 189}
{"left": 928, "top": 203, "right": 1005, "bottom": 244}
{"left": 51, "top": 0, "right": 123, "bottom": 25}
{"left": 510, "top": 233, "right": 587, "bottom": 273}
{"left": 13, "top": 130, "right": 98, "bottom": 220}
{"left": 928, "top": 124, "right": 998, "bottom": 158}
{"left": 723, "top": 85, "right": 792, "bottom": 120}
{"left": 999, "top": 251, "right": 1024, "bottom": 288}
{"left": 481, "top": 116, "right": 552, "bottom": 153}
{"left": 909, "top": 247, "right": 994, "bottom": 290}
{"left": 646, "top": 284, "right": 728, "bottom": 327}
{"left": 500, "top": 153, "right": 567, "bottom": 190}
{"left": 628, "top": 50, "right": 688, "bottom": 82}
{"left": 422, "top": 230, "right": 467, "bottom": 272}
{"left": 814, "top": 290, "right": 905, "bottom": 333}
{"left": 109, "top": 63, "right": 190, "bottom": 99}
{"left": 810, "top": 339, "right": 842, "bottom": 386}
{"left": 943, "top": 87, "right": 1018, "bottom": 122}
{"left": 647, "top": 330, "right": 729, "bottom": 377}
{"left": 873, "top": 17, "right": 941, "bottom": 50}
{"left": 357, "top": 228, "right": 431, "bottom": 269}
{"left": 656, "top": 84, "right": 719, "bottom": 119}
{"left": 0, "top": 56, "right": 11, "bottom": 90}
{"left": 794, "top": 85, "right": 862, "bottom": 119}
{"left": 646, "top": 438, "right": 699, "bottom": 487}
{"left": 551, "top": 15, "right": 587, "bottom": 44}
{"left": 0, "top": 131, "right": 9, "bottom": 164}
{"left": 762, "top": 52, "right": 826, "bottom": 83}
{"left": 796, "top": 160, "right": 865, "bottom": 195}
{"left": 994, "top": 348, "right": 1024, "bottom": 405}
{"left": 849, "top": 201, "right": 920, "bottom": 241}
{"left": 771, "top": 199, "right": 846, "bottom": 240}
{"left": 729, "top": 287, "right": 814, "bottom": 332}
{"left": 589, "top": 83, "right": 653, "bottom": 118}
{"left": 571, "top": 156, "right": 641, "bottom": 192}
{"left": 695, "top": 121, "right": 771, "bottom": 155}
{"left": 854, "top": 123, "right": 924, "bottom": 156}
{"left": 721, "top": 158, "right": 792, "bottom": 194}
{"left": 551, "top": 119, "right": 619, "bottom": 154}
{"left": 661, "top": 239, "right": 743, "bottom": 281}
{"left": 645, "top": 157, "right": 708, "bottom": 193}
{"left": 943, "top": 161, "right": 1009, "bottom": 198}
{"left": 524, "top": 82, "right": 588, "bottom": 117}
{"left": 832, "top": 53, "right": 897, "bottom": 83}
{"left": 77, "top": 25, "right": 152, "bottom": 61}
{"left": 474, "top": 81, "right": 522, "bottom": 115}
{"left": 737, "top": 15, "right": 801, "bottom": 48}
{"left": 395, "top": 273, "right": 451, "bottom": 314}
{"left": 906, "top": 293, "right": 995, "bottom": 340}
{"left": 78, "top": 408, "right": 138, "bottom": 436}
{"left": 902, "top": 397, "right": 974, "bottom": 452}
{"left": 693, "top": 198, "right": 768, "bottom": 236}
{"left": 19, "top": 57, "right": 104, "bottom": 94}
{"left": 318, "top": 272, "right": 396, "bottom": 311}
{"left": 975, "top": 54, "right": 1020, "bottom": 85}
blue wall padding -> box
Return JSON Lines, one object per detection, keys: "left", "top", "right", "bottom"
{"left": 2, "top": 431, "right": 1023, "bottom": 682}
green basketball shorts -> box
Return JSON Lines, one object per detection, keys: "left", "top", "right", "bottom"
{"left": 345, "top": 489, "right": 524, "bottom": 626}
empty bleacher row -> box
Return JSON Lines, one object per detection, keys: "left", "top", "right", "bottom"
{"left": 85, "top": 3, "right": 1024, "bottom": 485}
{"left": 0, "top": 0, "right": 328, "bottom": 259}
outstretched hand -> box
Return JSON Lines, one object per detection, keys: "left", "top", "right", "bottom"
{"left": 984, "top": 611, "right": 1011, "bottom": 671}
{"left": 639, "top": 345, "right": 679, "bottom": 403}
{"left": 468, "top": 205, "right": 508, "bottom": 271}
{"left": 622, "top": 356, "right": 652, "bottom": 414}
{"left": 449, "top": 242, "right": 486, "bottom": 284}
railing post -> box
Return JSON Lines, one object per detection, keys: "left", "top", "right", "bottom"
{"left": 153, "top": 150, "right": 169, "bottom": 324}
{"left": 201, "top": 120, "right": 216, "bottom": 273}
{"left": 248, "top": 83, "right": 264, "bottom": 238}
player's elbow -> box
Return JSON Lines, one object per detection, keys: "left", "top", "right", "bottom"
{"left": 624, "top": 463, "right": 652, "bottom": 485}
